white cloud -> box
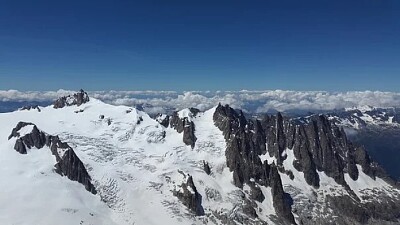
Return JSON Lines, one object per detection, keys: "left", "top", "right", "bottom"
{"left": 1, "top": 89, "right": 400, "bottom": 114}
{"left": 0, "top": 89, "right": 73, "bottom": 102}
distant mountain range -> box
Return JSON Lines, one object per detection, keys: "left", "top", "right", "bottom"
{"left": 0, "top": 100, "right": 51, "bottom": 113}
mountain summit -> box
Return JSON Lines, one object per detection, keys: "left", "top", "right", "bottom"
{"left": 0, "top": 91, "right": 399, "bottom": 225}
{"left": 53, "top": 89, "right": 90, "bottom": 109}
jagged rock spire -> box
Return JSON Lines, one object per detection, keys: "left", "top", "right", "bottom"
{"left": 8, "top": 121, "right": 97, "bottom": 194}
{"left": 213, "top": 104, "right": 296, "bottom": 224}
{"left": 53, "top": 89, "right": 90, "bottom": 109}
{"left": 213, "top": 103, "right": 398, "bottom": 225}
{"left": 174, "top": 175, "right": 204, "bottom": 216}
{"left": 169, "top": 109, "right": 198, "bottom": 148}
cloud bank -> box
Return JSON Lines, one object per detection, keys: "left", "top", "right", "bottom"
{"left": 1, "top": 90, "right": 400, "bottom": 114}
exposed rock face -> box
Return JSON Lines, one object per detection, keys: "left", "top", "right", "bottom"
{"left": 49, "top": 136, "right": 97, "bottom": 194}
{"left": 182, "top": 119, "right": 196, "bottom": 148}
{"left": 249, "top": 183, "right": 264, "bottom": 202}
{"left": 8, "top": 122, "right": 46, "bottom": 154}
{"left": 155, "top": 114, "right": 169, "bottom": 127}
{"left": 203, "top": 161, "right": 211, "bottom": 175}
{"left": 213, "top": 104, "right": 399, "bottom": 225}
{"left": 352, "top": 145, "right": 388, "bottom": 181}
{"left": 154, "top": 108, "right": 199, "bottom": 148}
{"left": 8, "top": 121, "right": 96, "bottom": 194}
{"left": 213, "top": 104, "right": 296, "bottom": 224}
{"left": 169, "top": 109, "right": 198, "bottom": 148}
{"left": 302, "top": 115, "right": 348, "bottom": 186}
{"left": 20, "top": 105, "right": 41, "bottom": 112}
{"left": 262, "top": 113, "right": 391, "bottom": 188}
{"left": 53, "top": 89, "right": 90, "bottom": 109}
{"left": 174, "top": 175, "right": 205, "bottom": 216}
{"left": 14, "top": 139, "right": 28, "bottom": 154}
{"left": 264, "top": 113, "right": 288, "bottom": 164}
{"left": 188, "top": 107, "right": 200, "bottom": 117}
{"left": 269, "top": 165, "right": 295, "bottom": 224}
{"left": 322, "top": 194, "right": 400, "bottom": 225}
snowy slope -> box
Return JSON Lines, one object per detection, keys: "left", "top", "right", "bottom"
{"left": 0, "top": 99, "right": 244, "bottom": 225}
{"left": 0, "top": 133, "right": 115, "bottom": 225}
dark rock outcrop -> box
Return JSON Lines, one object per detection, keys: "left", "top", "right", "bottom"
{"left": 8, "top": 122, "right": 46, "bottom": 153}
{"left": 249, "top": 183, "right": 265, "bottom": 202}
{"left": 243, "top": 199, "right": 258, "bottom": 219}
{"left": 53, "top": 89, "right": 90, "bottom": 109}
{"left": 74, "top": 109, "right": 84, "bottom": 113}
{"left": 324, "top": 194, "right": 400, "bottom": 224}
{"left": 203, "top": 161, "right": 211, "bottom": 175}
{"left": 213, "top": 104, "right": 296, "bottom": 224}
{"left": 353, "top": 145, "right": 388, "bottom": 180}
{"left": 14, "top": 139, "right": 28, "bottom": 154}
{"left": 8, "top": 122, "right": 96, "bottom": 194}
{"left": 188, "top": 107, "right": 200, "bottom": 117}
{"left": 214, "top": 103, "right": 399, "bottom": 225}
{"left": 182, "top": 119, "right": 197, "bottom": 148}
{"left": 213, "top": 104, "right": 264, "bottom": 188}
{"left": 174, "top": 175, "right": 205, "bottom": 216}
{"left": 263, "top": 113, "right": 289, "bottom": 165}
{"left": 302, "top": 115, "right": 347, "bottom": 185}
{"left": 20, "top": 105, "right": 41, "bottom": 112}
{"left": 291, "top": 125, "right": 320, "bottom": 188}
{"left": 155, "top": 114, "right": 170, "bottom": 127}
{"left": 269, "top": 165, "right": 295, "bottom": 224}
{"left": 262, "top": 113, "right": 390, "bottom": 188}
{"left": 169, "top": 109, "right": 198, "bottom": 148}
{"left": 49, "top": 136, "right": 97, "bottom": 194}
{"left": 8, "top": 122, "right": 35, "bottom": 140}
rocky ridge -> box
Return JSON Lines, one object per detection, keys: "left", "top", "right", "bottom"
{"left": 209, "top": 104, "right": 400, "bottom": 225}
{"left": 174, "top": 175, "right": 205, "bottom": 216}
{"left": 8, "top": 121, "right": 96, "bottom": 194}
{"left": 157, "top": 108, "right": 199, "bottom": 148}
{"left": 53, "top": 89, "right": 90, "bottom": 109}
{"left": 19, "top": 105, "right": 41, "bottom": 112}
{"left": 151, "top": 102, "right": 400, "bottom": 225}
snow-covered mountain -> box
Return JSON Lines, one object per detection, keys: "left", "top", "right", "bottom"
{"left": 323, "top": 106, "right": 400, "bottom": 129}
{"left": 293, "top": 106, "right": 400, "bottom": 180}
{"left": 1, "top": 90, "right": 400, "bottom": 225}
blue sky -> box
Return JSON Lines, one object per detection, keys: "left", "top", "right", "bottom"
{"left": 0, "top": 0, "right": 399, "bottom": 91}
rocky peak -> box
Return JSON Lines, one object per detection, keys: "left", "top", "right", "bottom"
{"left": 213, "top": 104, "right": 399, "bottom": 225}
{"left": 169, "top": 109, "right": 198, "bottom": 148}
{"left": 260, "top": 112, "right": 389, "bottom": 188}
{"left": 213, "top": 104, "right": 296, "bottom": 224}
{"left": 291, "top": 114, "right": 393, "bottom": 188}
{"left": 20, "top": 105, "right": 41, "bottom": 112}
{"left": 53, "top": 89, "right": 90, "bottom": 109}
{"left": 155, "top": 114, "right": 170, "bottom": 127}
{"left": 49, "top": 135, "right": 97, "bottom": 194}
{"left": 8, "top": 122, "right": 96, "bottom": 194}
{"left": 174, "top": 175, "right": 204, "bottom": 216}
{"left": 262, "top": 112, "right": 293, "bottom": 165}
